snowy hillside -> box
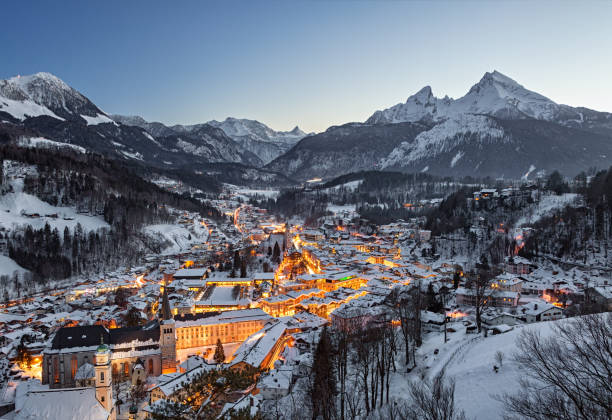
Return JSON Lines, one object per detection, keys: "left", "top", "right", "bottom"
{"left": 143, "top": 218, "right": 210, "bottom": 254}
{"left": 381, "top": 114, "right": 507, "bottom": 169}
{"left": 386, "top": 319, "right": 561, "bottom": 420}
{"left": 0, "top": 176, "right": 109, "bottom": 233}
{"left": 515, "top": 193, "right": 578, "bottom": 226}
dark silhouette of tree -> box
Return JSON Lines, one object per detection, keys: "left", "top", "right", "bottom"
{"left": 214, "top": 339, "right": 225, "bottom": 364}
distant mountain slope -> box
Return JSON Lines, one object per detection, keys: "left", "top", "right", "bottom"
{"left": 0, "top": 72, "right": 293, "bottom": 187}
{"left": 265, "top": 122, "right": 429, "bottom": 181}
{"left": 111, "top": 115, "right": 308, "bottom": 164}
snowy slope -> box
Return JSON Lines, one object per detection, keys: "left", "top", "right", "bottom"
{"left": 515, "top": 193, "right": 578, "bottom": 226}
{"left": 387, "top": 319, "right": 562, "bottom": 420}
{"left": 17, "top": 137, "right": 86, "bottom": 154}
{"left": 143, "top": 219, "right": 209, "bottom": 254}
{"left": 0, "top": 255, "right": 29, "bottom": 277}
{"left": 381, "top": 114, "right": 506, "bottom": 169}
{"left": 0, "top": 179, "right": 109, "bottom": 233}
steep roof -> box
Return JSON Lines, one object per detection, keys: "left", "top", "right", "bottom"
{"left": 50, "top": 325, "right": 109, "bottom": 350}
{"left": 14, "top": 387, "right": 110, "bottom": 420}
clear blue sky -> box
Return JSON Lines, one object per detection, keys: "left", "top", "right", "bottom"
{"left": 2, "top": 0, "right": 611, "bottom": 132}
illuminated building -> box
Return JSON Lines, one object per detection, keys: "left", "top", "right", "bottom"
{"left": 174, "top": 309, "right": 272, "bottom": 362}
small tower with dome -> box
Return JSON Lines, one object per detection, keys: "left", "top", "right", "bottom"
{"left": 94, "top": 337, "right": 113, "bottom": 414}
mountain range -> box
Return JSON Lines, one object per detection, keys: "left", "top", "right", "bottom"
{"left": 268, "top": 71, "right": 612, "bottom": 180}
{"left": 0, "top": 72, "right": 299, "bottom": 187}
{"left": 1, "top": 70, "right": 612, "bottom": 185}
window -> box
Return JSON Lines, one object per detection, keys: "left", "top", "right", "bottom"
{"left": 71, "top": 356, "right": 78, "bottom": 380}
{"left": 101, "top": 396, "right": 105, "bottom": 402}
{"left": 123, "top": 363, "right": 129, "bottom": 376}
{"left": 148, "top": 359, "right": 154, "bottom": 374}
{"left": 53, "top": 357, "right": 60, "bottom": 384}
{"left": 100, "top": 372, "right": 104, "bottom": 381}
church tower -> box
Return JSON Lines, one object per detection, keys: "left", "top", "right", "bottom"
{"left": 160, "top": 286, "right": 177, "bottom": 373}
{"left": 94, "top": 340, "right": 113, "bottom": 415}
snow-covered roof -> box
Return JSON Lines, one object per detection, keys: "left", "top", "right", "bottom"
{"left": 14, "top": 387, "right": 109, "bottom": 420}
{"left": 230, "top": 321, "right": 288, "bottom": 369}
{"left": 74, "top": 363, "right": 95, "bottom": 380}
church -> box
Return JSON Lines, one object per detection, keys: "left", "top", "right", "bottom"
{"left": 42, "top": 291, "right": 177, "bottom": 388}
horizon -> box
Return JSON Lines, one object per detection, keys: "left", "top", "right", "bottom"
{"left": 2, "top": 0, "right": 612, "bottom": 132}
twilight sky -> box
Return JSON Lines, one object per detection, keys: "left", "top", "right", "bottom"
{"left": 2, "top": 0, "right": 611, "bottom": 132}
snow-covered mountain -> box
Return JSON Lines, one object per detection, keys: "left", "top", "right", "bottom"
{"left": 0, "top": 72, "right": 113, "bottom": 123}
{"left": 367, "top": 70, "right": 610, "bottom": 127}
{"left": 370, "top": 71, "right": 612, "bottom": 177}
{"left": 111, "top": 115, "right": 308, "bottom": 164}
{"left": 0, "top": 72, "right": 293, "bottom": 187}
{"left": 269, "top": 71, "right": 612, "bottom": 180}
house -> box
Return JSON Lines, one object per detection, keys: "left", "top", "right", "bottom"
{"left": 172, "top": 268, "right": 208, "bottom": 281}
{"left": 456, "top": 287, "right": 520, "bottom": 308}
{"left": 517, "top": 301, "right": 563, "bottom": 323}
{"left": 587, "top": 287, "right": 612, "bottom": 310}
{"left": 12, "top": 387, "right": 112, "bottom": 420}
{"left": 481, "top": 309, "right": 521, "bottom": 327}
{"left": 229, "top": 321, "right": 291, "bottom": 372}
{"left": 420, "top": 311, "right": 445, "bottom": 332}
{"left": 258, "top": 368, "right": 292, "bottom": 400}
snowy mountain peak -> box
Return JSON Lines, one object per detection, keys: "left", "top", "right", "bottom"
{"left": 289, "top": 126, "right": 305, "bottom": 136}
{"left": 0, "top": 72, "right": 104, "bottom": 121}
{"left": 366, "top": 71, "right": 571, "bottom": 124}
{"left": 411, "top": 85, "right": 434, "bottom": 102}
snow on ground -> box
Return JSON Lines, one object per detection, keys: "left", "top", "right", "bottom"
{"left": 388, "top": 320, "right": 561, "bottom": 420}
{"left": 120, "top": 150, "right": 144, "bottom": 161}
{"left": 0, "top": 255, "right": 29, "bottom": 277}
{"left": 324, "top": 180, "right": 363, "bottom": 191}
{"left": 0, "top": 180, "right": 109, "bottom": 232}
{"left": 224, "top": 184, "right": 280, "bottom": 201}
{"left": 17, "top": 137, "right": 86, "bottom": 153}
{"left": 143, "top": 219, "right": 209, "bottom": 254}
{"left": 327, "top": 204, "right": 357, "bottom": 216}
{"left": 80, "top": 113, "right": 116, "bottom": 125}
{"left": 516, "top": 193, "right": 578, "bottom": 226}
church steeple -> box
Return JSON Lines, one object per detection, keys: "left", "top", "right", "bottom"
{"left": 161, "top": 288, "right": 172, "bottom": 320}
{"left": 160, "top": 276, "right": 173, "bottom": 321}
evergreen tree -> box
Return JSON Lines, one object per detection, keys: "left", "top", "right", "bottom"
{"left": 240, "top": 259, "right": 247, "bottom": 278}
{"left": 310, "top": 327, "right": 336, "bottom": 420}
{"left": 233, "top": 250, "right": 241, "bottom": 270}
{"left": 214, "top": 339, "right": 225, "bottom": 364}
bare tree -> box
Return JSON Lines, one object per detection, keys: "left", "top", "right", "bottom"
{"left": 466, "top": 265, "right": 495, "bottom": 333}
{"left": 500, "top": 313, "right": 612, "bottom": 420}
{"left": 389, "top": 285, "right": 422, "bottom": 369}
{"left": 404, "top": 371, "right": 466, "bottom": 420}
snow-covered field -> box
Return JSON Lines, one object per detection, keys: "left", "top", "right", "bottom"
{"left": 327, "top": 204, "right": 357, "bottom": 216}
{"left": 323, "top": 180, "right": 363, "bottom": 191}
{"left": 387, "top": 320, "right": 559, "bottom": 420}
{"left": 0, "top": 255, "right": 28, "bottom": 278}
{"left": 17, "top": 137, "right": 86, "bottom": 154}
{"left": 0, "top": 180, "right": 109, "bottom": 233}
{"left": 516, "top": 193, "right": 578, "bottom": 226}
{"left": 225, "top": 184, "right": 280, "bottom": 201}
{"left": 143, "top": 219, "right": 209, "bottom": 254}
